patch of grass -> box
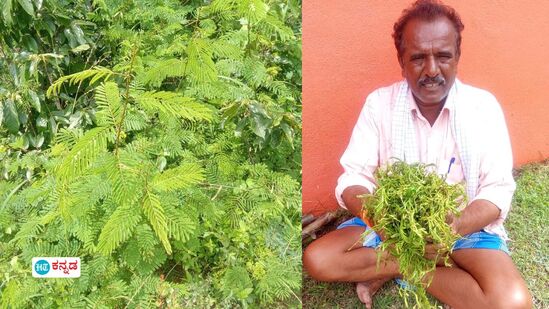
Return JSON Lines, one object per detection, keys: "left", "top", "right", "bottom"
{"left": 302, "top": 274, "right": 408, "bottom": 309}
{"left": 507, "top": 161, "right": 549, "bottom": 308}
{"left": 302, "top": 161, "right": 549, "bottom": 308}
{"left": 301, "top": 273, "right": 445, "bottom": 309}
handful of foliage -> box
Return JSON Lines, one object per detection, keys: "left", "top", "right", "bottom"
{"left": 361, "top": 161, "right": 465, "bottom": 308}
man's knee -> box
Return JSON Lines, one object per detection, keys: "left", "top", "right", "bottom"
{"left": 303, "top": 242, "right": 340, "bottom": 282}
{"left": 490, "top": 283, "right": 533, "bottom": 309}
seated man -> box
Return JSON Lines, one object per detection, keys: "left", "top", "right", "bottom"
{"left": 303, "top": 1, "right": 533, "bottom": 308}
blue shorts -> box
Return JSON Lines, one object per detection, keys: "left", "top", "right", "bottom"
{"left": 337, "top": 217, "right": 509, "bottom": 254}
{"left": 337, "top": 217, "right": 509, "bottom": 289}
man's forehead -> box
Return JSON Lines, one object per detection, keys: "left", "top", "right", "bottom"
{"left": 402, "top": 17, "right": 458, "bottom": 51}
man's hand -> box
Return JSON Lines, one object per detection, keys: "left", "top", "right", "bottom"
{"left": 424, "top": 243, "right": 454, "bottom": 267}
{"left": 342, "top": 185, "right": 372, "bottom": 221}
{"left": 421, "top": 212, "right": 459, "bottom": 267}
{"left": 445, "top": 212, "right": 461, "bottom": 235}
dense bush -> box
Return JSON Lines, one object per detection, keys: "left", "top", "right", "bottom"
{"left": 0, "top": 0, "right": 301, "bottom": 307}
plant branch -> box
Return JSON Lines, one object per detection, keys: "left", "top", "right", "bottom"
{"left": 114, "top": 45, "right": 138, "bottom": 155}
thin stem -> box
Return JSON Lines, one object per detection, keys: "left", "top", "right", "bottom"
{"left": 43, "top": 60, "right": 63, "bottom": 110}
{"left": 0, "top": 179, "right": 28, "bottom": 210}
{"left": 114, "top": 45, "right": 138, "bottom": 156}
{"left": 71, "top": 45, "right": 97, "bottom": 113}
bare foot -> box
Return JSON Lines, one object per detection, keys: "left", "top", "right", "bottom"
{"left": 356, "top": 279, "right": 388, "bottom": 309}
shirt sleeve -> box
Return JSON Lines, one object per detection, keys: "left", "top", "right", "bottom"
{"left": 335, "top": 92, "right": 381, "bottom": 209}
{"left": 471, "top": 94, "right": 516, "bottom": 221}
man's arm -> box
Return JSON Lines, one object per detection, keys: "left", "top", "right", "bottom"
{"left": 451, "top": 94, "right": 515, "bottom": 236}
{"left": 335, "top": 93, "right": 381, "bottom": 212}
{"left": 341, "top": 185, "right": 371, "bottom": 219}
{"left": 449, "top": 199, "right": 500, "bottom": 236}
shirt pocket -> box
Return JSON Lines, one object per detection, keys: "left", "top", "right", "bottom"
{"left": 439, "top": 156, "right": 464, "bottom": 185}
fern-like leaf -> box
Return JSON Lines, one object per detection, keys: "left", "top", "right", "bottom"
{"left": 9, "top": 216, "right": 43, "bottom": 247}
{"left": 136, "top": 91, "right": 213, "bottom": 122}
{"left": 212, "top": 38, "right": 243, "bottom": 60}
{"left": 164, "top": 203, "right": 196, "bottom": 242}
{"left": 243, "top": 58, "right": 268, "bottom": 88}
{"left": 216, "top": 59, "right": 244, "bottom": 76}
{"left": 222, "top": 266, "right": 253, "bottom": 299}
{"left": 95, "top": 82, "right": 122, "bottom": 128}
{"left": 151, "top": 163, "right": 204, "bottom": 192}
{"left": 209, "top": 0, "right": 236, "bottom": 14}
{"left": 267, "top": 80, "right": 292, "bottom": 98}
{"left": 56, "top": 126, "right": 113, "bottom": 180}
{"left": 142, "top": 190, "right": 171, "bottom": 255}
{"left": 97, "top": 203, "right": 142, "bottom": 255}
{"left": 256, "top": 257, "right": 300, "bottom": 303}
{"left": 257, "top": 14, "right": 295, "bottom": 41}
{"left": 134, "top": 224, "right": 159, "bottom": 260}
{"left": 138, "top": 58, "right": 187, "bottom": 87}
{"left": 96, "top": 152, "right": 144, "bottom": 207}
{"left": 123, "top": 109, "right": 148, "bottom": 132}
{"left": 186, "top": 39, "right": 217, "bottom": 85}
{"left": 237, "top": 0, "right": 268, "bottom": 23}
{"left": 47, "top": 66, "right": 115, "bottom": 98}
{"left": 54, "top": 128, "right": 83, "bottom": 148}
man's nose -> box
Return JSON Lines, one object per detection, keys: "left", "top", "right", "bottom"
{"left": 424, "top": 56, "right": 440, "bottom": 77}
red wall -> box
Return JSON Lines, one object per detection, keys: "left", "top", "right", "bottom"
{"left": 303, "top": 1, "right": 549, "bottom": 215}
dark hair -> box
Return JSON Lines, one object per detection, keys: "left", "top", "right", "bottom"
{"left": 392, "top": 0, "right": 464, "bottom": 59}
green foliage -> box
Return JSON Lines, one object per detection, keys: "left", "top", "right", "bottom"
{"left": 361, "top": 161, "right": 463, "bottom": 308}
{"left": 46, "top": 67, "right": 116, "bottom": 98}
{"left": 1, "top": 0, "right": 301, "bottom": 307}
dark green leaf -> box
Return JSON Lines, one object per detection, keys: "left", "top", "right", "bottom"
{"left": 17, "top": 0, "right": 34, "bottom": 16}
{"left": 18, "top": 111, "right": 28, "bottom": 125}
{"left": 2, "top": 0, "right": 13, "bottom": 25}
{"left": 23, "top": 35, "right": 38, "bottom": 51}
{"left": 64, "top": 28, "right": 78, "bottom": 48}
{"left": 28, "top": 133, "right": 44, "bottom": 148}
{"left": 71, "top": 44, "right": 90, "bottom": 53}
{"left": 250, "top": 113, "right": 270, "bottom": 139}
{"left": 249, "top": 102, "right": 271, "bottom": 139}
{"left": 33, "top": 0, "right": 42, "bottom": 10}
{"left": 36, "top": 115, "right": 47, "bottom": 127}
{"left": 221, "top": 102, "right": 241, "bottom": 121}
{"left": 3, "top": 99, "right": 20, "bottom": 133}
{"left": 70, "top": 24, "right": 87, "bottom": 45}
{"left": 157, "top": 156, "right": 167, "bottom": 172}
{"left": 280, "top": 123, "right": 294, "bottom": 146}
{"left": 28, "top": 90, "right": 40, "bottom": 112}
{"left": 48, "top": 116, "right": 57, "bottom": 135}
{"left": 9, "top": 64, "right": 19, "bottom": 87}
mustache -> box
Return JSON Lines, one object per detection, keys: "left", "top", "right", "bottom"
{"left": 418, "top": 76, "right": 445, "bottom": 86}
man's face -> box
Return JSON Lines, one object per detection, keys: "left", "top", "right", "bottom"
{"left": 399, "top": 17, "right": 459, "bottom": 107}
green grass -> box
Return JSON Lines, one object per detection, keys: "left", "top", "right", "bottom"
{"left": 302, "top": 161, "right": 549, "bottom": 308}
{"left": 302, "top": 275, "right": 413, "bottom": 309}
{"left": 506, "top": 162, "right": 549, "bottom": 308}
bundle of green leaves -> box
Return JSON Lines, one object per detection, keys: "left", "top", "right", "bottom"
{"left": 361, "top": 161, "right": 464, "bottom": 308}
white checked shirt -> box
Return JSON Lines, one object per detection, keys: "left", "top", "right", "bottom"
{"left": 335, "top": 80, "right": 516, "bottom": 239}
